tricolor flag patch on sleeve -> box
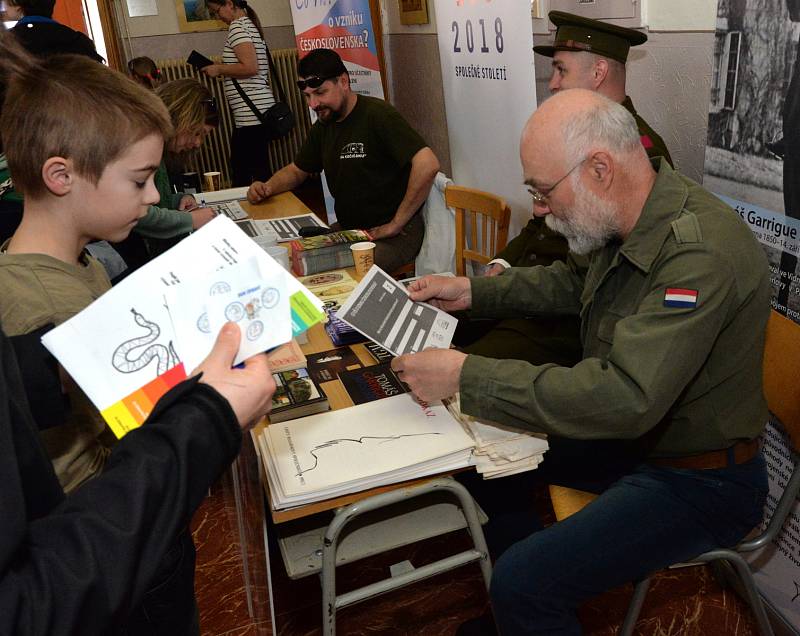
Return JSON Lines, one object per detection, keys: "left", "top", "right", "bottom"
{"left": 664, "top": 288, "right": 698, "bottom": 308}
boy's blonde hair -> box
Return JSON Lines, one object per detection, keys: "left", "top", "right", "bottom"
{"left": 156, "top": 79, "right": 220, "bottom": 136}
{"left": 0, "top": 35, "right": 173, "bottom": 197}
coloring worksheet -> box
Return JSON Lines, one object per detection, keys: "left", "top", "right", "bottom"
{"left": 42, "top": 216, "right": 323, "bottom": 438}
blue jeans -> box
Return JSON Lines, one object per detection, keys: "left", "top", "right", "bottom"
{"left": 489, "top": 454, "right": 768, "bottom": 635}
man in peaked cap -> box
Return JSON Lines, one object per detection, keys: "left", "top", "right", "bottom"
{"left": 458, "top": 11, "right": 673, "bottom": 370}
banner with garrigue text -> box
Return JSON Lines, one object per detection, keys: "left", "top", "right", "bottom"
{"left": 434, "top": 0, "right": 536, "bottom": 238}
{"left": 703, "top": 1, "right": 800, "bottom": 630}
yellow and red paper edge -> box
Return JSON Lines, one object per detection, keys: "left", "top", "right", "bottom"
{"left": 102, "top": 291, "right": 323, "bottom": 439}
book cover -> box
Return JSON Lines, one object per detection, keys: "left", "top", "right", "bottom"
{"left": 267, "top": 339, "right": 306, "bottom": 373}
{"left": 290, "top": 230, "right": 372, "bottom": 275}
{"left": 269, "top": 367, "right": 329, "bottom": 423}
{"left": 338, "top": 362, "right": 408, "bottom": 404}
{"left": 306, "top": 347, "right": 363, "bottom": 383}
{"left": 324, "top": 310, "right": 368, "bottom": 346}
{"left": 364, "top": 342, "right": 394, "bottom": 363}
{"left": 187, "top": 50, "right": 213, "bottom": 69}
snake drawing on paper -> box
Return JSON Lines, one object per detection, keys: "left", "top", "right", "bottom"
{"left": 112, "top": 308, "right": 179, "bottom": 375}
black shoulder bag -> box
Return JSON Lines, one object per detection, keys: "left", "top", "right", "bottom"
{"left": 231, "top": 41, "right": 295, "bottom": 141}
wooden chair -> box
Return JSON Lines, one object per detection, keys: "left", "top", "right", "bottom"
{"left": 548, "top": 309, "right": 800, "bottom": 636}
{"left": 445, "top": 185, "right": 511, "bottom": 276}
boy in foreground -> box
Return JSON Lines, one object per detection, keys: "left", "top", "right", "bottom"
{"left": 0, "top": 35, "right": 275, "bottom": 634}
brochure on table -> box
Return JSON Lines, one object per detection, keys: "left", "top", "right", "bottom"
{"left": 335, "top": 265, "right": 458, "bottom": 356}
{"left": 266, "top": 214, "right": 327, "bottom": 242}
{"left": 42, "top": 215, "right": 324, "bottom": 439}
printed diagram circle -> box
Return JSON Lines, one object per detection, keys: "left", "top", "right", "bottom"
{"left": 197, "top": 312, "right": 211, "bottom": 333}
{"left": 247, "top": 320, "right": 264, "bottom": 340}
{"left": 307, "top": 272, "right": 342, "bottom": 285}
{"left": 210, "top": 281, "right": 231, "bottom": 295}
{"left": 225, "top": 302, "right": 245, "bottom": 322}
{"left": 261, "top": 287, "right": 280, "bottom": 309}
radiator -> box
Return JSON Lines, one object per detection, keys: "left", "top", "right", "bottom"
{"left": 155, "top": 49, "right": 311, "bottom": 189}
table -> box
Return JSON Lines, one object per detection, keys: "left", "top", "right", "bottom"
{"left": 240, "top": 194, "right": 490, "bottom": 634}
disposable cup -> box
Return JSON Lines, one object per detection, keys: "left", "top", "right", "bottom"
{"left": 350, "top": 241, "right": 376, "bottom": 277}
{"left": 203, "top": 171, "right": 221, "bottom": 192}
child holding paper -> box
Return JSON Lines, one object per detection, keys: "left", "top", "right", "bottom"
{"left": 0, "top": 35, "right": 209, "bottom": 634}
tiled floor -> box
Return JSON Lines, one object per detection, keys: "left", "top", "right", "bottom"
{"left": 191, "top": 438, "right": 760, "bottom": 635}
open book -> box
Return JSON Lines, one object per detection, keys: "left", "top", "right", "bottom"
{"left": 255, "top": 392, "right": 475, "bottom": 509}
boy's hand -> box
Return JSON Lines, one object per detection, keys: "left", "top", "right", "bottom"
{"left": 190, "top": 207, "right": 215, "bottom": 229}
{"left": 178, "top": 195, "right": 197, "bottom": 210}
{"left": 193, "top": 323, "right": 275, "bottom": 429}
{"left": 406, "top": 275, "right": 473, "bottom": 312}
{"left": 247, "top": 181, "right": 272, "bottom": 203}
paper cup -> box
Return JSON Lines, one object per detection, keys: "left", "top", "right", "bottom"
{"left": 203, "top": 171, "right": 221, "bottom": 192}
{"left": 350, "top": 241, "right": 376, "bottom": 277}
{"left": 265, "top": 244, "right": 291, "bottom": 272}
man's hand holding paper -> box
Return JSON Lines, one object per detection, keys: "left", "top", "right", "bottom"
{"left": 406, "top": 275, "right": 472, "bottom": 312}
{"left": 391, "top": 348, "right": 466, "bottom": 403}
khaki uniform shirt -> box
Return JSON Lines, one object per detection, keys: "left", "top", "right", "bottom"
{"left": 0, "top": 248, "right": 113, "bottom": 492}
{"left": 460, "top": 159, "right": 770, "bottom": 457}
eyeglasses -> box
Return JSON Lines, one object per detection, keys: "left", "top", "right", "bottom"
{"left": 296, "top": 75, "right": 336, "bottom": 90}
{"left": 528, "top": 157, "right": 587, "bottom": 206}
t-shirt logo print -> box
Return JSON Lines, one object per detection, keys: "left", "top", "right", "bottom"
{"left": 340, "top": 142, "right": 367, "bottom": 160}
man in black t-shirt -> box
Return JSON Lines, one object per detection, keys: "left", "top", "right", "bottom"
{"left": 248, "top": 48, "right": 440, "bottom": 272}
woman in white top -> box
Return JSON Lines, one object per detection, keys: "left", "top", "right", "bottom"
{"left": 204, "top": 0, "right": 275, "bottom": 186}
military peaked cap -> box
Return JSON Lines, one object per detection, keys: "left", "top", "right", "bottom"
{"left": 533, "top": 10, "right": 647, "bottom": 63}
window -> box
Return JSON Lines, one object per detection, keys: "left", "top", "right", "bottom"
{"left": 711, "top": 30, "right": 742, "bottom": 112}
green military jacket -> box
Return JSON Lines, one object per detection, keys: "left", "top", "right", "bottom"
{"left": 494, "top": 96, "right": 672, "bottom": 268}
{"left": 460, "top": 159, "right": 770, "bottom": 457}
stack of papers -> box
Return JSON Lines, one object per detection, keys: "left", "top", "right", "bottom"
{"left": 446, "top": 395, "right": 548, "bottom": 479}
{"left": 255, "top": 393, "right": 475, "bottom": 509}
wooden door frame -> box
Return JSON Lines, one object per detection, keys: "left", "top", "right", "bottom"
{"left": 368, "top": 0, "right": 389, "bottom": 99}
{"left": 94, "top": 0, "right": 125, "bottom": 70}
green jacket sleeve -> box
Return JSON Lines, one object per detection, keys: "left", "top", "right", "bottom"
{"left": 469, "top": 256, "right": 586, "bottom": 319}
{"left": 154, "top": 162, "right": 184, "bottom": 210}
{"left": 133, "top": 206, "right": 193, "bottom": 239}
{"left": 460, "top": 245, "right": 739, "bottom": 441}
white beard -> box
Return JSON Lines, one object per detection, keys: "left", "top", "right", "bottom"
{"left": 544, "top": 179, "right": 620, "bottom": 255}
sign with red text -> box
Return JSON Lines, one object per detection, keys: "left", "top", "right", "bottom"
{"left": 289, "top": 0, "right": 384, "bottom": 99}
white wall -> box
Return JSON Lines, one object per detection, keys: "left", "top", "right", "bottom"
{"left": 643, "top": 0, "right": 716, "bottom": 32}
